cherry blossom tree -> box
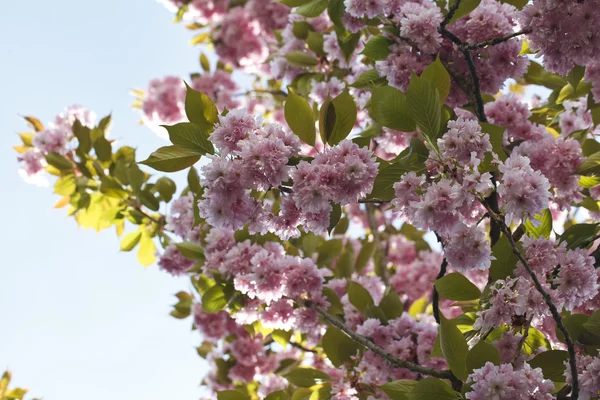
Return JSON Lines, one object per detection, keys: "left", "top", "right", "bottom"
{"left": 13, "top": 0, "right": 600, "bottom": 399}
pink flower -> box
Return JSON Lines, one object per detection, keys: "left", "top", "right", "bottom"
{"left": 157, "top": 244, "right": 194, "bottom": 276}
{"left": 444, "top": 224, "right": 493, "bottom": 272}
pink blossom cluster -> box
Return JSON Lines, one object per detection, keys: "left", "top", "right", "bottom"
{"left": 157, "top": 0, "right": 228, "bottom": 24}
{"left": 497, "top": 153, "right": 551, "bottom": 224}
{"left": 390, "top": 249, "right": 440, "bottom": 301}
{"left": 466, "top": 362, "right": 554, "bottom": 400}
{"left": 565, "top": 353, "right": 600, "bottom": 400}
{"left": 201, "top": 228, "right": 324, "bottom": 331}
{"left": 158, "top": 244, "right": 195, "bottom": 276}
{"left": 18, "top": 105, "right": 96, "bottom": 186}
{"left": 165, "top": 192, "right": 195, "bottom": 239}
{"left": 585, "top": 61, "right": 600, "bottom": 103}
{"left": 475, "top": 237, "right": 599, "bottom": 331}
{"left": 373, "top": 128, "right": 415, "bottom": 161}
{"left": 288, "top": 141, "right": 379, "bottom": 235}
{"left": 140, "top": 73, "right": 238, "bottom": 131}
{"left": 520, "top": 0, "right": 600, "bottom": 75}
{"left": 355, "top": 313, "right": 446, "bottom": 384}
{"left": 374, "top": 0, "right": 527, "bottom": 103}
{"left": 199, "top": 112, "right": 302, "bottom": 233}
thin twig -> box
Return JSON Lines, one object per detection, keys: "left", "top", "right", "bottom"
{"left": 467, "top": 29, "right": 532, "bottom": 50}
{"left": 440, "top": 0, "right": 464, "bottom": 29}
{"left": 359, "top": 198, "right": 391, "bottom": 204}
{"left": 481, "top": 202, "right": 579, "bottom": 399}
{"left": 304, "top": 300, "right": 462, "bottom": 388}
{"left": 511, "top": 318, "right": 531, "bottom": 364}
{"left": 290, "top": 341, "right": 317, "bottom": 353}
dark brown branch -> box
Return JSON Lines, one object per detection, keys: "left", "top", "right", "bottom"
{"left": 358, "top": 198, "right": 391, "bottom": 204}
{"left": 481, "top": 203, "right": 580, "bottom": 399}
{"left": 467, "top": 29, "right": 532, "bottom": 50}
{"left": 290, "top": 341, "right": 317, "bottom": 353}
{"left": 304, "top": 300, "right": 462, "bottom": 388}
{"left": 440, "top": 0, "right": 463, "bottom": 29}
{"left": 432, "top": 234, "right": 449, "bottom": 324}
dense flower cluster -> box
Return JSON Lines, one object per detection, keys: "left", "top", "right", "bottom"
{"left": 139, "top": 72, "right": 239, "bottom": 132}
{"left": 520, "top": 0, "right": 600, "bottom": 75}
{"left": 466, "top": 362, "right": 554, "bottom": 400}
{"left": 565, "top": 353, "right": 600, "bottom": 400}
{"left": 18, "top": 105, "right": 96, "bottom": 186}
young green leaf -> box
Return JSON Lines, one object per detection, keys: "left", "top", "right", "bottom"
{"left": 439, "top": 314, "right": 469, "bottom": 381}
{"left": 163, "top": 122, "right": 214, "bottom": 155}
{"left": 139, "top": 145, "right": 200, "bottom": 172}
{"left": 326, "top": 90, "right": 357, "bottom": 145}
{"left": 524, "top": 209, "right": 552, "bottom": 239}
{"left": 322, "top": 327, "right": 362, "bottom": 367}
{"left": 283, "top": 367, "right": 330, "bottom": 388}
{"left": 465, "top": 340, "right": 500, "bottom": 373}
{"left": 361, "top": 35, "right": 393, "bottom": 61}
{"left": 202, "top": 285, "right": 228, "bottom": 313}
{"left": 285, "top": 89, "right": 316, "bottom": 146}
{"left": 296, "top": 0, "right": 328, "bottom": 18}
{"left": 369, "top": 86, "right": 416, "bottom": 132}
{"left": 406, "top": 75, "right": 441, "bottom": 143}
{"left": 434, "top": 272, "right": 482, "bottom": 301}
{"left": 184, "top": 83, "right": 219, "bottom": 132}
{"left": 420, "top": 56, "right": 451, "bottom": 104}
{"left": 347, "top": 281, "right": 375, "bottom": 313}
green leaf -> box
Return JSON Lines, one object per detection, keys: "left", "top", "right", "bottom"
{"left": 420, "top": 56, "right": 451, "bottom": 104}
{"left": 319, "top": 95, "right": 335, "bottom": 144}
{"left": 407, "top": 75, "right": 441, "bottom": 142}
{"left": 465, "top": 340, "right": 500, "bottom": 373}
{"left": 369, "top": 86, "right": 416, "bottom": 132}
{"left": 489, "top": 234, "right": 518, "bottom": 281}
{"left": 45, "top": 152, "right": 72, "bottom": 171}
{"left": 285, "top": 89, "right": 316, "bottom": 146}
{"left": 265, "top": 390, "right": 290, "bottom": 400}
{"left": 347, "top": 281, "right": 375, "bottom": 313}
{"left": 94, "top": 137, "right": 112, "bottom": 161}
{"left": 369, "top": 138, "right": 428, "bottom": 200}
{"left": 293, "top": 21, "right": 312, "bottom": 39}
{"left": 272, "top": 329, "right": 293, "bottom": 347}
{"left": 322, "top": 327, "right": 362, "bottom": 367}
{"left": 187, "top": 166, "right": 203, "bottom": 194}
{"left": 576, "top": 151, "right": 600, "bottom": 175}
{"left": 296, "top": 0, "right": 328, "bottom": 17}
{"left": 23, "top": 115, "right": 44, "bottom": 132}
{"left": 335, "top": 250, "right": 354, "bottom": 278}
{"left": 439, "top": 314, "right": 469, "bottom": 381}
{"left": 307, "top": 31, "right": 324, "bottom": 55}
{"left": 163, "top": 122, "right": 214, "bottom": 155}
{"left": 351, "top": 69, "right": 386, "bottom": 90}
{"left": 279, "top": 0, "right": 310, "bottom": 6}
{"left": 567, "top": 65, "right": 585, "bottom": 90}
{"left": 583, "top": 310, "right": 600, "bottom": 336}
{"left": 355, "top": 240, "right": 376, "bottom": 272}
{"left": 54, "top": 175, "right": 76, "bottom": 196}
{"left": 379, "top": 289, "right": 404, "bottom": 319}
{"left": 448, "top": 0, "right": 482, "bottom": 25}
{"left": 528, "top": 350, "right": 569, "bottom": 382}
{"left": 500, "top": 0, "right": 527, "bottom": 9}
{"left": 284, "top": 367, "right": 330, "bottom": 388}
{"left": 139, "top": 145, "right": 200, "bottom": 172}
{"left": 406, "top": 378, "right": 458, "bottom": 400}
{"left": 522, "top": 327, "right": 550, "bottom": 354}
{"left": 579, "top": 176, "right": 600, "bottom": 188}
{"left": 327, "top": 0, "right": 345, "bottom": 27}
{"left": 326, "top": 90, "right": 357, "bottom": 146}
{"left": 434, "top": 272, "right": 482, "bottom": 301}
{"left": 328, "top": 203, "right": 342, "bottom": 235}
{"left": 523, "top": 62, "right": 567, "bottom": 90}
{"left": 361, "top": 35, "right": 393, "bottom": 61}
{"left": 184, "top": 83, "right": 219, "bottom": 132}
{"left": 120, "top": 231, "right": 142, "bottom": 251}
{"left": 559, "top": 223, "right": 599, "bottom": 249}
{"left": 285, "top": 51, "right": 319, "bottom": 67}
{"left": 155, "top": 176, "right": 177, "bottom": 202}
{"left": 202, "top": 285, "right": 228, "bottom": 313}
{"left": 175, "top": 242, "right": 205, "bottom": 260}
{"left": 200, "top": 53, "right": 210, "bottom": 72}
{"left": 137, "top": 231, "right": 156, "bottom": 267}
{"left": 524, "top": 209, "right": 552, "bottom": 239}
{"left": 139, "top": 190, "right": 160, "bottom": 211}
{"left": 217, "top": 390, "right": 251, "bottom": 400}
{"left": 479, "top": 123, "right": 507, "bottom": 161}
{"left": 379, "top": 380, "right": 417, "bottom": 400}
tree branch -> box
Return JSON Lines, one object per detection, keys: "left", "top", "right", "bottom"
{"left": 467, "top": 29, "right": 532, "bottom": 50}
{"left": 304, "top": 300, "right": 462, "bottom": 388}
{"left": 440, "top": 0, "right": 463, "bottom": 29}
{"left": 432, "top": 234, "right": 449, "bottom": 324}
{"left": 481, "top": 203, "right": 579, "bottom": 399}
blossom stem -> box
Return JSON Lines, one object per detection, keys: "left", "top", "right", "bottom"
{"left": 304, "top": 300, "right": 462, "bottom": 387}
{"left": 481, "top": 203, "right": 580, "bottom": 399}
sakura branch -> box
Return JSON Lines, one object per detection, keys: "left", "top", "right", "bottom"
{"left": 302, "top": 299, "right": 463, "bottom": 389}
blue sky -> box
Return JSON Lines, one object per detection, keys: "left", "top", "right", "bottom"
{"left": 0, "top": 1, "right": 219, "bottom": 398}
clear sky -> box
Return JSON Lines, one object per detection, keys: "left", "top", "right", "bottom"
{"left": 0, "top": 1, "right": 217, "bottom": 398}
